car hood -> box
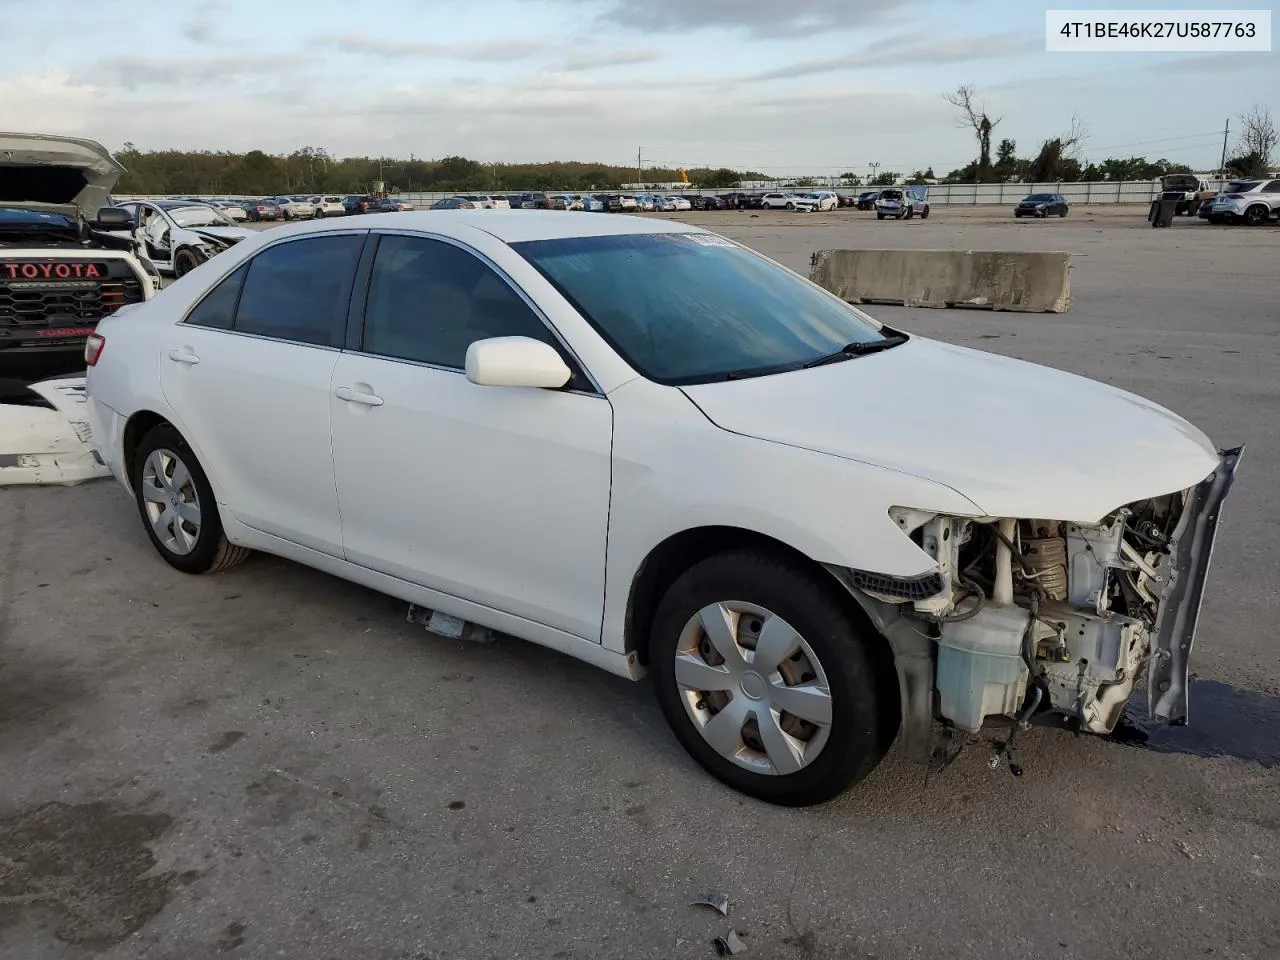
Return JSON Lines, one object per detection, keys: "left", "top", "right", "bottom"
{"left": 184, "top": 226, "right": 254, "bottom": 245}
{"left": 0, "top": 133, "right": 124, "bottom": 215}
{"left": 680, "top": 336, "right": 1220, "bottom": 522}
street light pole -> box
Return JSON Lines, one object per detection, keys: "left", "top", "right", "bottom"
{"left": 869, "top": 162, "right": 880, "bottom": 184}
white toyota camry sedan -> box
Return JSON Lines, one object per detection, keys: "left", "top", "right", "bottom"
{"left": 85, "top": 211, "right": 1241, "bottom": 806}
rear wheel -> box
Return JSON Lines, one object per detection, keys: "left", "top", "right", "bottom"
{"left": 131, "top": 423, "right": 251, "bottom": 575}
{"left": 650, "top": 551, "right": 894, "bottom": 806}
{"left": 785, "top": 202, "right": 795, "bottom": 210}
{"left": 920, "top": 205, "right": 930, "bottom": 220}
{"left": 1245, "top": 204, "right": 1269, "bottom": 226}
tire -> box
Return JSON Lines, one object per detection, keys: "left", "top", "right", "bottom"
{"left": 650, "top": 550, "right": 894, "bottom": 806}
{"left": 920, "top": 205, "right": 929, "bottom": 220}
{"left": 785, "top": 202, "right": 795, "bottom": 210}
{"left": 904, "top": 207, "right": 914, "bottom": 220}
{"left": 1014, "top": 211, "right": 1022, "bottom": 218}
{"left": 1208, "top": 214, "right": 1225, "bottom": 225}
{"left": 876, "top": 212, "right": 885, "bottom": 220}
{"left": 1058, "top": 207, "right": 1068, "bottom": 217}
{"left": 173, "top": 248, "right": 204, "bottom": 278}
{"left": 131, "top": 423, "right": 251, "bottom": 575}
{"left": 1244, "top": 204, "right": 1269, "bottom": 226}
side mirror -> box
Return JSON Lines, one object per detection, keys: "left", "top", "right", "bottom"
{"left": 465, "top": 337, "right": 571, "bottom": 389}
{"left": 95, "top": 207, "right": 135, "bottom": 229}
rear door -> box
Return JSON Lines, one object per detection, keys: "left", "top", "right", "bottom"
{"left": 158, "top": 232, "right": 367, "bottom": 556}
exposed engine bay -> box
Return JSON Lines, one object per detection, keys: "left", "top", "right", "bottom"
{"left": 877, "top": 447, "right": 1243, "bottom": 742}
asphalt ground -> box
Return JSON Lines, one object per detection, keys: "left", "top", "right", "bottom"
{"left": 2, "top": 205, "right": 1278, "bottom": 960}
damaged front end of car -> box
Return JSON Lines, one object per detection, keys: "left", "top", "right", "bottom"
{"left": 831, "top": 447, "right": 1244, "bottom": 763}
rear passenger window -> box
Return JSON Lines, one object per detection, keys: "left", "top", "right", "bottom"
{"left": 233, "top": 235, "right": 364, "bottom": 346}
{"left": 361, "top": 234, "right": 558, "bottom": 369}
{"left": 184, "top": 263, "right": 247, "bottom": 330}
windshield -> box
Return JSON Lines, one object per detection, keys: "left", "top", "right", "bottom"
{"left": 513, "top": 232, "right": 890, "bottom": 384}
{"left": 169, "top": 205, "right": 236, "bottom": 227}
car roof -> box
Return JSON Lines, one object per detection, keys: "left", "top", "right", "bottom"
{"left": 270, "top": 209, "right": 706, "bottom": 244}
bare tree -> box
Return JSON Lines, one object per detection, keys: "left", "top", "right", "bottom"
{"left": 944, "top": 84, "right": 1002, "bottom": 181}
{"left": 1236, "top": 104, "right": 1277, "bottom": 168}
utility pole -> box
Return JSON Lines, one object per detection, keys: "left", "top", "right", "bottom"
{"left": 637, "top": 147, "right": 642, "bottom": 188}
{"left": 1218, "top": 118, "right": 1230, "bottom": 185}
{"left": 868, "top": 161, "right": 880, "bottom": 184}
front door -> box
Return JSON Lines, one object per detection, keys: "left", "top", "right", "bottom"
{"left": 158, "top": 233, "right": 366, "bottom": 556}
{"left": 329, "top": 233, "right": 613, "bottom": 641}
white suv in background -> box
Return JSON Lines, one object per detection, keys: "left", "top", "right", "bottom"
{"left": 1208, "top": 179, "right": 1280, "bottom": 226}
{"left": 314, "top": 196, "right": 346, "bottom": 217}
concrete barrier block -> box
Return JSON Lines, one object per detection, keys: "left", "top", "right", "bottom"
{"left": 809, "top": 249, "right": 1071, "bottom": 313}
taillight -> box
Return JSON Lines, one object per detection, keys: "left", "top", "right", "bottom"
{"left": 85, "top": 333, "right": 106, "bottom": 366}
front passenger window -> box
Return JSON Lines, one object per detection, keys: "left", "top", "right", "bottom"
{"left": 361, "top": 234, "right": 559, "bottom": 369}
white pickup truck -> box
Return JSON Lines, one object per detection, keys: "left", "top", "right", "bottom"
{"left": 1, "top": 133, "right": 156, "bottom": 380}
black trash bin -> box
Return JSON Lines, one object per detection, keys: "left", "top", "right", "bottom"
{"left": 1149, "top": 197, "right": 1178, "bottom": 227}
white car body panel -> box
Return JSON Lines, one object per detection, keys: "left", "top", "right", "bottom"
{"left": 0, "top": 378, "right": 110, "bottom": 486}
{"left": 329, "top": 351, "right": 612, "bottom": 640}
{"left": 682, "top": 337, "right": 1218, "bottom": 523}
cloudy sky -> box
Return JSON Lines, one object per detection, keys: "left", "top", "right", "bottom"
{"left": 2, "top": 0, "right": 1274, "bottom": 175}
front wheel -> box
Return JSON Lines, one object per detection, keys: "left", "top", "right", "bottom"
{"left": 920, "top": 205, "right": 930, "bottom": 220}
{"left": 131, "top": 423, "right": 251, "bottom": 575}
{"left": 173, "top": 248, "right": 204, "bottom": 278}
{"left": 651, "top": 551, "right": 894, "bottom": 806}
{"left": 876, "top": 212, "right": 885, "bottom": 220}
{"left": 785, "top": 202, "right": 795, "bottom": 210}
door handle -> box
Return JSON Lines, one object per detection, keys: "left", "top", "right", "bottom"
{"left": 334, "top": 385, "right": 384, "bottom": 407}
{"left": 167, "top": 348, "right": 200, "bottom": 365}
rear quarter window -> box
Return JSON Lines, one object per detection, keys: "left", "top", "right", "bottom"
{"left": 232, "top": 235, "right": 364, "bottom": 346}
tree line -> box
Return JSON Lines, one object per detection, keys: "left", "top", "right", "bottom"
{"left": 114, "top": 145, "right": 766, "bottom": 196}
{"left": 113, "top": 99, "right": 1275, "bottom": 197}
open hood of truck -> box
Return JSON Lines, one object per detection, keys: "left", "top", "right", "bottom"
{"left": 0, "top": 133, "right": 124, "bottom": 216}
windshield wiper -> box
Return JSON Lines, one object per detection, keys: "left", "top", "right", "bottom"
{"left": 802, "top": 331, "right": 909, "bottom": 368}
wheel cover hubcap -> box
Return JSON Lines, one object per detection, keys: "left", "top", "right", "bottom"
{"left": 141, "top": 448, "right": 201, "bottom": 555}
{"left": 675, "top": 601, "right": 833, "bottom": 776}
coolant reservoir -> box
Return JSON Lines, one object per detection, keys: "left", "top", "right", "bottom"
{"left": 936, "top": 605, "right": 1031, "bottom": 732}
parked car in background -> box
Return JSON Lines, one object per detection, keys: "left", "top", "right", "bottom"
{"left": 579, "top": 196, "right": 607, "bottom": 213}
{"left": 313, "top": 196, "right": 346, "bottom": 217}
{"left": 837, "top": 193, "right": 857, "bottom": 208}
{"left": 1208, "top": 179, "right": 1280, "bottom": 225}
{"left": 801, "top": 192, "right": 839, "bottom": 212}
{"left": 759, "top": 192, "right": 811, "bottom": 210}
{"left": 84, "top": 210, "right": 1240, "bottom": 807}
{"left": 718, "top": 192, "right": 753, "bottom": 210}
{"left": 657, "top": 195, "right": 693, "bottom": 211}
{"left": 210, "top": 200, "right": 249, "bottom": 221}
{"left": 700, "top": 195, "right": 730, "bottom": 210}
{"left": 266, "top": 197, "right": 316, "bottom": 220}
{"left": 633, "top": 195, "right": 656, "bottom": 211}
{"left": 372, "top": 198, "right": 415, "bottom": 212}
{"left": 855, "top": 191, "right": 881, "bottom": 210}
{"left": 110, "top": 199, "right": 253, "bottom": 277}
{"left": 241, "top": 199, "right": 282, "bottom": 221}
{"left": 431, "top": 197, "right": 480, "bottom": 210}
{"left": 341, "top": 195, "right": 375, "bottom": 215}
{"left": 460, "top": 195, "right": 510, "bottom": 210}
{"left": 1014, "top": 193, "right": 1069, "bottom": 218}
{"left": 875, "top": 187, "right": 930, "bottom": 220}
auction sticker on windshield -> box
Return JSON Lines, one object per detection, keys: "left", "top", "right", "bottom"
{"left": 1046, "top": 9, "right": 1271, "bottom": 51}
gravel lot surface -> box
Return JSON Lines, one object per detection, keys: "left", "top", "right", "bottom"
{"left": 3, "top": 205, "right": 1278, "bottom": 960}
